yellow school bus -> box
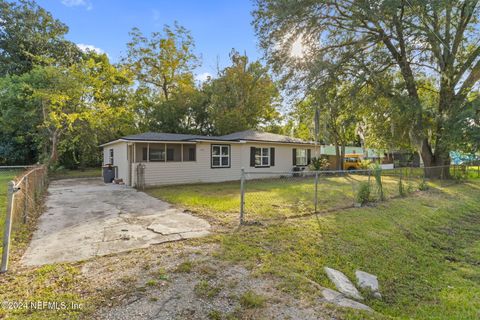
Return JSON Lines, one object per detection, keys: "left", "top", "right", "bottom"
{"left": 343, "top": 154, "right": 362, "bottom": 170}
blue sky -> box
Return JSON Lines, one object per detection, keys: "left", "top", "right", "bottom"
{"left": 35, "top": 0, "right": 261, "bottom": 80}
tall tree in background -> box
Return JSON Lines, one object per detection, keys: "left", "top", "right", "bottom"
{"left": 206, "top": 50, "right": 281, "bottom": 135}
{"left": 254, "top": 0, "right": 480, "bottom": 176}
{"left": 125, "top": 22, "right": 199, "bottom": 101}
{"left": 0, "top": 0, "right": 81, "bottom": 76}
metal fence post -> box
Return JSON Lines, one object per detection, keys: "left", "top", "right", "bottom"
{"left": 314, "top": 171, "right": 319, "bottom": 213}
{"left": 1, "top": 181, "right": 17, "bottom": 273}
{"left": 23, "top": 175, "right": 28, "bottom": 223}
{"left": 240, "top": 167, "right": 245, "bottom": 225}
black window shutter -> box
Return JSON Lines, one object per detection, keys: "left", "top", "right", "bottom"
{"left": 250, "top": 147, "right": 256, "bottom": 167}
{"left": 270, "top": 148, "right": 275, "bottom": 166}
{"left": 292, "top": 148, "right": 297, "bottom": 165}
{"left": 142, "top": 148, "right": 147, "bottom": 161}
{"left": 307, "top": 149, "right": 312, "bottom": 164}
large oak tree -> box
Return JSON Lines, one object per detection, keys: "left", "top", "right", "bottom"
{"left": 254, "top": 0, "right": 480, "bottom": 176}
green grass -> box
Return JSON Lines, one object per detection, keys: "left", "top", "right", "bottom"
{"left": 217, "top": 181, "right": 480, "bottom": 319}
{"left": 0, "top": 170, "right": 23, "bottom": 255}
{"left": 194, "top": 280, "right": 222, "bottom": 298}
{"left": 0, "top": 264, "right": 91, "bottom": 319}
{"left": 50, "top": 168, "right": 101, "bottom": 180}
{"left": 239, "top": 290, "right": 266, "bottom": 309}
{"left": 147, "top": 174, "right": 420, "bottom": 224}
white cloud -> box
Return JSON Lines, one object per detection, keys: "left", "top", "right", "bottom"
{"left": 77, "top": 43, "right": 105, "bottom": 55}
{"left": 195, "top": 72, "right": 212, "bottom": 83}
{"left": 61, "top": 0, "right": 92, "bottom": 10}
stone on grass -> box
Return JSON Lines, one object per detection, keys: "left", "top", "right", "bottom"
{"left": 355, "top": 270, "right": 382, "bottom": 299}
{"left": 321, "top": 288, "right": 372, "bottom": 312}
{"left": 324, "top": 267, "right": 363, "bottom": 300}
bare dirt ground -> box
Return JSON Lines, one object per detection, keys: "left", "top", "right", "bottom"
{"left": 79, "top": 240, "right": 340, "bottom": 320}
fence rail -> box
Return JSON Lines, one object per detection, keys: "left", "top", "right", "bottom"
{"left": 1, "top": 165, "right": 48, "bottom": 273}
{"left": 239, "top": 164, "right": 479, "bottom": 224}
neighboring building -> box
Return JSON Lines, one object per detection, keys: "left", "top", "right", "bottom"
{"left": 100, "top": 130, "right": 317, "bottom": 187}
{"left": 320, "top": 145, "right": 386, "bottom": 170}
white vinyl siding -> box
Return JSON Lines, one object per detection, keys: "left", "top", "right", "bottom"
{"left": 112, "top": 142, "right": 314, "bottom": 187}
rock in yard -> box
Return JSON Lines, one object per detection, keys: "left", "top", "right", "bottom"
{"left": 321, "top": 288, "right": 372, "bottom": 312}
{"left": 324, "top": 267, "right": 363, "bottom": 300}
{"left": 355, "top": 270, "right": 382, "bottom": 299}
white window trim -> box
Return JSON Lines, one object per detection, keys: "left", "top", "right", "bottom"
{"left": 296, "top": 148, "right": 308, "bottom": 166}
{"left": 254, "top": 147, "right": 270, "bottom": 167}
{"left": 109, "top": 149, "right": 114, "bottom": 165}
{"left": 211, "top": 145, "right": 230, "bottom": 168}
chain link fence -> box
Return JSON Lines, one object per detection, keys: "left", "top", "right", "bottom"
{"left": 1, "top": 165, "right": 48, "bottom": 272}
{"left": 239, "top": 164, "right": 480, "bottom": 224}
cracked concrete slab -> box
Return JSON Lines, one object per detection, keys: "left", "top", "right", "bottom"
{"left": 21, "top": 178, "right": 210, "bottom": 266}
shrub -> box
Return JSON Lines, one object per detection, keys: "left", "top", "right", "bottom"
{"left": 418, "top": 180, "right": 429, "bottom": 191}
{"left": 356, "top": 182, "right": 371, "bottom": 205}
{"left": 359, "top": 159, "right": 372, "bottom": 169}
{"left": 309, "top": 157, "right": 330, "bottom": 171}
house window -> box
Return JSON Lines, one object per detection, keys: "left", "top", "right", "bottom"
{"left": 109, "top": 149, "right": 114, "bottom": 165}
{"left": 296, "top": 148, "right": 308, "bottom": 166}
{"left": 149, "top": 148, "right": 165, "bottom": 161}
{"left": 211, "top": 145, "right": 230, "bottom": 168}
{"left": 254, "top": 147, "right": 270, "bottom": 167}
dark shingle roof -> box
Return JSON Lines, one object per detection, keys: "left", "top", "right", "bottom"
{"left": 121, "top": 132, "right": 206, "bottom": 141}
{"left": 218, "top": 130, "right": 311, "bottom": 144}
{"left": 118, "top": 130, "right": 312, "bottom": 144}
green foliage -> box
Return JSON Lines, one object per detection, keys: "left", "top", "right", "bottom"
{"left": 356, "top": 182, "right": 371, "bottom": 205}
{"left": 308, "top": 157, "right": 329, "bottom": 171}
{"left": 359, "top": 159, "right": 372, "bottom": 169}
{"left": 125, "top": 22, "right": 199, "bottom": 101}
{"left": 205, "top": 50, "right": 281, "bottom": 135}
{"left": 253, "top": 0, "right": 480, "bottom": 172}
{"left": 0, "top": 0, "right": 82, "bottom": 76}
{"left": 418, "top": 180, "right": 429, "bottom": 191}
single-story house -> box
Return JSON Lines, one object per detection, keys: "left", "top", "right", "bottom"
{"left": 100, "top": 130, "right": 317, "bottom": 187}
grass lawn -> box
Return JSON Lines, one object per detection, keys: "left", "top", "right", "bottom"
{"left": 0, "top": 170, "right": 25, "bottom": 255}
{"left": 148, "top": 173, "right": 422, "bottom": 224}
{"left": 217, "top": 180, "right": 480, "bottom": 319}
{"left": 148, "top": 175, "right": 480, "bottom": 319}
{"left": 50, "top": 167, "right": 101, "bottom": 180}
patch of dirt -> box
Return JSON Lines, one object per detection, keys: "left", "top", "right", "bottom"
{"left": 80, "top": 240, "right": 338, "bottom": 320}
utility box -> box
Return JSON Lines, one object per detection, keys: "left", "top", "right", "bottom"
{"left": 102, "top": 165, "right": 117, "bottom": 183}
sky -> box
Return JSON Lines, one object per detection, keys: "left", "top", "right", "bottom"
{"left": 35, "top": 0, "right": 262, "bottom": 81}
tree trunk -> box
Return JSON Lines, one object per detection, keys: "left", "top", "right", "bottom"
{"left": 48, "top": 130, "right": 60, "bottom": 166}
{"left": 340, "top": 144, "right": 346, "bottom": 171}
{"left": 334, "top": 143, "right": 341, "bottom": 170}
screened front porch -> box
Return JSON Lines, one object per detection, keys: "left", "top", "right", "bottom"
{"left": 131, "top": 142, "right": 197, "bottom": 163}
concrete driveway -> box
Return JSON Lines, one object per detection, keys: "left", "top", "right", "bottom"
{"left": 21, "top": 178, "right": 211, "bottom": 266}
